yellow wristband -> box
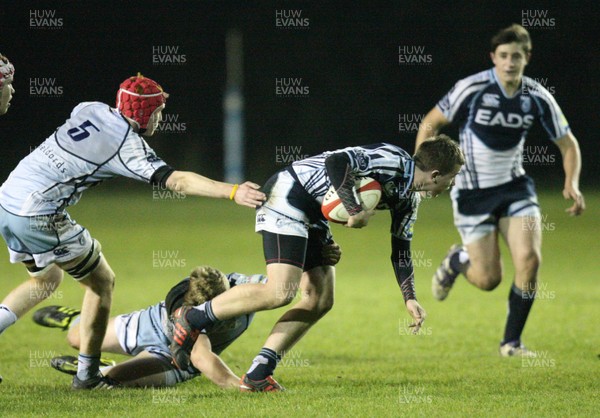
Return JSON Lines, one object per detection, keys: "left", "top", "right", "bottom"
{"left": 229, "top": 184, "right": 239, "bottom": 200}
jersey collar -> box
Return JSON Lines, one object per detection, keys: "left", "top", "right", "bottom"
{"left": 491, "top": 67, "right": 522, "bottom": 99}
{"left": 402, "top": 160, "right": 415, "bottom": 197}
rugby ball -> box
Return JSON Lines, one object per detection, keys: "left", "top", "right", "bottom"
{"left": 322, "top": 177, "right": 382, "bottom": 224}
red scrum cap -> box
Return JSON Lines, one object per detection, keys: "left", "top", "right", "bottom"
{"left": 0, "top": 53, "right": 15, "bottom": 89}
{"left": 116, "top": 73, "right": 168, "bottom": 129}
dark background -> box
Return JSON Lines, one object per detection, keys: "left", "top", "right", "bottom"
{"left": 1, "top": 1, "right": 598, "bottom": 189}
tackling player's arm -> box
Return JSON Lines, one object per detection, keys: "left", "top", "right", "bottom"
{"left": 324, "top": 152, "right": 375, "bottom": 228}
{"left": 190, "top": 334, "right": 239, "bottom": 389}
{"left": 113, "top": 131, "right": 265, "bottom": 208}
{"left": 415, "top": 106, "right": 450, "bottom": 151}
{"left": 391, "top": 236, "right": 426, "bottom": 333}
{"left": 154, "top": 168, "right": 265, "bottom": 208}
{"left": 554, "top": 132, "right": 585, "bottom": 216}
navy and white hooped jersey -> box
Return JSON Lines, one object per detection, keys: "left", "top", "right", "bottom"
{"left": 291, "top": 143, "right": 420, "bottom": 240}
{"left": 437, "top": 68, "right": 570, "bottom": 189}
{"left": 0, "top": 102, "right": 167, "bottom": 216}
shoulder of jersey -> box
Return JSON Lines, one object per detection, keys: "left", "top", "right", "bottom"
{"left": 70, "top": 101, "right": 108, "bottom": 115}
{"left": 73, "top": 101, "right": 131, "bottom": 132}
{"left": 73, "top": 101, "right": 124, "bottom": 119}
{"left": 453, "top": 69, "right": 493, "bottom": 90}
{"left": 380, "top": 142, "right": 410, "bottom": 156}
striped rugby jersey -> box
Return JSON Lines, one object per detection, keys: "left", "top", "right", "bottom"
{"left": 437, "top": 68, "right": 570, "bottom": 189}
{"left": 291, "top": 143, "right": 419, "bottom": 240}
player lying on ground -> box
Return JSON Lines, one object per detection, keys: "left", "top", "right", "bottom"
{"left": 415, "top": 24, "right": 585, "bottom": 357}
{"left": 169, "top": 135, "right": 464, "bottom": 391}
{"left": 34, "top": 267, "right": 268, "bottom": 388}
{"left": 34, "top": 244, "right": 339, "bottom": 388}
{"left": 0, "top": 74, "right": 265, "bottom": 389}
{"left": 0, "top": 53, "right": 15, "bottom": 115}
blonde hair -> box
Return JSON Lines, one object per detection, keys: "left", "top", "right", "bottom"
{"left": 182, "top": 266, "right": 230, "bottom": 306}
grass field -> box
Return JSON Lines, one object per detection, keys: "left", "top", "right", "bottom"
{"left": 0, "top": 187, "right": 598, "bottom": 417}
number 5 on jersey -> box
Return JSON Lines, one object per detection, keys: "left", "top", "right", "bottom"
{"left": 67, "top": 120, "right": 100, "bottom": 141}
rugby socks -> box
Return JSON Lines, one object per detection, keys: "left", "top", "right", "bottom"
{"left": 76, "top": 353, "right": 101, "bottom": 381}
{"left": 0, "top": 305, "right": 18, "bottom": 336}
{"left": 246, "top": 348, "right": 280, "bottom": 381}
{"left": 449, "top": 248, "right": 470, "bottom": 274}
{"left": 186, "top": 301, "right": 217, "bottom": 330}
{"left": 502, "top": 283, "right": 535, "bottom": 345}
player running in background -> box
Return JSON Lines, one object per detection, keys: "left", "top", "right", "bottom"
{"left": 170, "top": 135, "right": 464, "bottom": 391}
{"left": 415, "top": 24, "right": 585, "bottom": 357}
{"left": 0, "top": 74, "right": 265, "bottom": 389}
{"left": 0, "top": 53, "right": 15, "bottom": 115}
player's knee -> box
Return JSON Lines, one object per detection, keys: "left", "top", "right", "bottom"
{"left": 476, "top": 271, "right": 502, "bottom": 291}
{"left": 86, "top": 259, "right": 116, "bottom": 297}
{"left": 76, "top": 267, "right": 115, "bottom": 305}
{"left": 469, "top": 262, "right": 502, "bottom": 291}
{"left": 514, "top": 249, "right": 541, "bottom": 276}
{"left": 316, "top": 296, "right": 334, "bottom": 318}
{"left": 269, "top": 291, "right": 295, "bottom": 309}
{"left": 480, "top": 279, "right": 501, "bottom": 291}
{"left": 90, "top": 269, "right": 115, "bottom": 296}
{"left": 300, "top": 289, "right": 334, "bottom": 318}
{"left": 261, "top": 277, "right": 300, "bottom": 309}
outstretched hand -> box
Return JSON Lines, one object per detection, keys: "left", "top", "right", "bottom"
{"left": 562, "top": 185, "right": 585, "bottom": 216}
{"left": 233, "top": 182, "right": 267, "bottom": 208}
{"left": 405, "top": 299, "right": 427, "bottom": 334}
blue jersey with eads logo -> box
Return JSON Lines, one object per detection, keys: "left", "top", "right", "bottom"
{"left": 437, "top": 68, "right": 570, "bottom": 189}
